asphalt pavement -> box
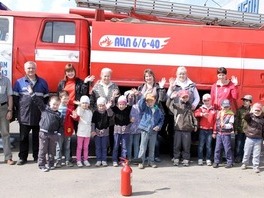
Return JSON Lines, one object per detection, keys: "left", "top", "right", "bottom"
{"left": 1, "top": 121, "right": 264, "bottom": 198}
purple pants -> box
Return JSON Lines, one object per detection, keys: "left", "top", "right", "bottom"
{"left": 214, "top": 134, "right": 233, "bottom": 165}
{"left": 76, "top": 136, "right": 90, "bottom": 161}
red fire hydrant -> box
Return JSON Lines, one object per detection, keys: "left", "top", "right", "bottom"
{"left": 121, "top": 159, "right": 132, "bottom": 196}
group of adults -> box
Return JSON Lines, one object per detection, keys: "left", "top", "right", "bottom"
{"left": 0, "top": 60, "right": 238, "bottom": 165}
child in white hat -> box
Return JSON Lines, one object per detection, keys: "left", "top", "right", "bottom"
{"left": 74, "top": 95, "right": 93, "bottom": 167}
{"left": 91, "top": 97, "right": 113, "bottom": 167}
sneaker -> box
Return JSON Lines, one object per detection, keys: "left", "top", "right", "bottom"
{"left": 149, "top": 163, "right": 158, "bottom": 168}
{"left": 138, "top": 163, "right": 144, "bottom": 169}
{"left": 171, "top": 157, "right": 175, "bottom": 162}
{"left": 213, "top": 163, "right": 219, "bottom": 168}
{"left": 113, "top": 162, "right": 118, "bottom": 167}
{"left": 198, "top": 159, "right": 203, "bottom": 166}
{"left": 254, "top": 167, "right": 260, "bottom": 173}
{"left": 154, "top": 157, "right": 162, "bottom": 163}
{"left": 39, "top": 166, "right": 49, "bottom": 172}
{"left": 225, "top": 164, "right": 233, "bottom": 168}
{"left": 7, "top": 159, "right": 15, "bottom": 165}
{"left": 95, "top": 161, "right": 102, "bottom": 167}
{"left": 206, "top": 160, "right": 212, "bottom": 166}
{"left": 66, "top": 161, "right": 74, "bottom": 167}
{"left": 102, "top": 161, "right": 108, "bottom": 167}
{"left": 55, "top": 162, "right": 62, "bottom": 168}
{"left": 49, "top": 166, "right": 55, "bottom": 170}
{"left": 61, "top": 162, "right": 66, "bottom": 166}
{"left": 182, "top": 160, "right": 189, "bottom": 166}
{"left": 83, "top": 160, "right": 91, "bottom": 167}
{"left": 77, "top": 161, "right": 83, "bottom": 168}
{"left": 16, "top": 159, "right": 27, "bottom": 166}
{"left": 241, "top": 164, "right": 247, "bottom": 170}
{"left": 173, "top": 159, "right": 179, "bottom": 166}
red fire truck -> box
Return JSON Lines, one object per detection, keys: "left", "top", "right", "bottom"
{"left": 1, "top": 0, "right": 264, "bottom": 104}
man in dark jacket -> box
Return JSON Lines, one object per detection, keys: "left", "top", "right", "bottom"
{"left": 13, "top": 61, "right": 49, "bottom": 165}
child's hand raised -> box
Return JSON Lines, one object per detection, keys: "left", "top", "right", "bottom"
{"left": 70, "top": 110, "right": 78, "bottom": 119}
{"left": 112, "top": 89, "right": 119, "bottom": 98}
{"left": 106, "top": 101, "right": 112, "bottom": 109}
{"left": 170, "top": 91, "right": 178, "bottom": 99}
{"left": 26, "top": 85, "right": 33, "bottom": 94}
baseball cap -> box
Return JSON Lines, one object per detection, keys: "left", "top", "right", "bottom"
{"left": 80, "top": 95, "right": 90, "bottom": 104}
{"left": 221, "top": 99, "right": 230, "bottom": 107}
{"left": 146, "top": 93, "right": 156, "bottom": 101}
{"left": 241, "top": 95, "right": 253, "bottom": 102}
{"left": 179, "top": 90, "right": 189, "bottom": 98}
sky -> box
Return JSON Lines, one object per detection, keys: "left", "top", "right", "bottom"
{"left": 0, "top": 0, "right": 234, "bottom": 13}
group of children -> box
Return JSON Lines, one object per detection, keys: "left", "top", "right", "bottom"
{"left": 28, "top": 82, "right": 264, "bottom": 173}
{"left": 193, "top": 93, "right": 264, "bottom": 173}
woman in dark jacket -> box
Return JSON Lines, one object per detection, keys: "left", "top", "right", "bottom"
{"left": 57, "top": 63, "right": 94, "bottom": 103}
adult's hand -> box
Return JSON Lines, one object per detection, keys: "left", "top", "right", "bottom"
{"left": 231, "top": 76, "right": 238, "bottom": 86}
{"left": 158, "top": 77, "right": 166, "bottom": 88}
{"left": 84, "top": 75, "right": 95, "bottom": 83}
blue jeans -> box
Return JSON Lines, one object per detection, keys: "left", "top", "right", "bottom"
{"left": 242, "top": 137, "right": 262, "bottom": 167}
{"left": 214, "top": 134, "right": 233, "bottom": 165}
{"left": 198, "top": 129, "right": 212, "bottom": 160}
{"left": 235, "top": 133, "right": 246, "bottom": 161}
{"left": 56, "top": 135, "right": 71, "bottom": 162}
{"left": 112, "top": 133, "right": 129, "bottom": 162}
{"left": 127, "top": 133, "right": 141, "bottom": 160}
{"left": 138, "top": 130, "right": 157, "bottom": 164}
{"left": 94, "top": 136, "right": 108, "bottom": 161}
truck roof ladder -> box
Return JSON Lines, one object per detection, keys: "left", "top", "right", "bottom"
{"left": 76, "top": 0, "right": 264, "bottom": 28}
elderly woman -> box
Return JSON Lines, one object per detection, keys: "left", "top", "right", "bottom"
{"left": 210, "top": 67, "right": 238, "bottom": 110}
{"left": 90, "top": 67, "right": 119, "bottom": 110}
{"left": 90, "top": 68, "right": 120, "bottom": 155}
{"left": 167, "top": 66, "right": 200, "bottom": 110}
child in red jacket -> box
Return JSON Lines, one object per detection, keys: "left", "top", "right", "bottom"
{"left": 194, "top": 94, "right": 216, "bottom": 166}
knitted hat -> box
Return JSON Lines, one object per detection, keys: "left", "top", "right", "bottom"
{"left": 202, "top": 93, "right": 211, "bottom": 101}
{"left": 97, "top": 97, "right": 106, "bottom": 105}
{"left": 252, "top": 103, "right": 263, "bottom": 111}
{"left": 80, "top": 95, "right": 90, "bottom": 104}
{"left": 117, "top": 95, "right": 127, "bottom": 104}
{"left": 221, "top": 99, "right": 230, "bottom": 107}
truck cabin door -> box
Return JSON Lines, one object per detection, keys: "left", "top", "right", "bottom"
{"left": 35, "top": 19, "right": 82, "bottom": 92}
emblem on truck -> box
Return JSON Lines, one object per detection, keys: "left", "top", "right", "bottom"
{"left": 99, "top": 35, "right": 170, "bottom": 50}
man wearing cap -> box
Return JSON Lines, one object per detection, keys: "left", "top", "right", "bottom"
{"left": 0, "top": 65, "right": 15, "bottom": 165}
{"left": 234, "top": 94, "right": 252, "bottom": 163}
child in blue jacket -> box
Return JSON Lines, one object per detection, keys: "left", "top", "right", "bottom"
{"left": 137, "top": 93, "right": 164, "bottom": 169}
